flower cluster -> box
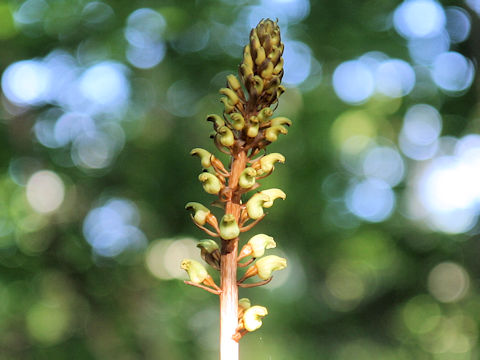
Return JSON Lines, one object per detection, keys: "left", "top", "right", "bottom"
{"left": 181, "top": 19, "right": 290, "bottom": 342}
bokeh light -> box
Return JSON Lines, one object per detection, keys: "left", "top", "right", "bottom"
{"left": 375, "top": 59, "right": 415, "bottom": 98}
{"left": 346, "top": 178, "right": 395, "bottom": 222}
{"left": 26, "top": 170, "right": 65, "bottom": 214}
{"left": 427, "top": 262, "right": 469, "bottom": 303}
{"left": 393, "top": 0, "right": 446, "bottom": 39}
{"left": 79, "top": 62, "right": 130, "bottom": 112}
{"left": 410, "top": 134, "right": 480, "bottom": 233}
{"left": 362, "top": 146, "right": 405, "bottom": 186}
{"left": 83, "top": 198, "right": 147, "bottom": 257}
{"left": 333, "top": 60, "right": 375, "bottom": 104}
{"left": 445, "top": 7, "right": 471, "bottom": 43}
{"left": 282, "top": 40, "right": 314, "bottom": 86}
{"left": 145, "top": 238, "right": 203, "bottom": 280}
{"left": 1, "top": 60, "right": 52, "bottom": 106}
{"left": 431, "top": 52, "right": 474, "bottom": 93}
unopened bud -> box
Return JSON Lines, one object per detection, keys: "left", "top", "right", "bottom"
{"left": 198, "top": 172, "right": 222, "bottom": 195}
{"left": 261, "top": 61, "right": 274, "bottom": 80}
{"left": 253, "top": 75, "right": 264, "bottom": 94}
{"left": 240, "top": 63, "right": 253, "bottom": 79}
{"left": 243, "top": 45, "right": 254, "bottom": 69}
{"left": 250, "top": 32, "right": 261, "bottom": 52}
{"left": 273, "top": 58, "right": 284, "bottom": 75}
{"left": 239, "top": 298, "right": 251, "bottom": 310}
{"left": 255, "top": 46, "right": 266, "bottom": 66}
{"left": 219, "top": 214, "right": 240, "bottom": 240}
{"left": 255, "top": 255, "right": 287, "bottom": 280}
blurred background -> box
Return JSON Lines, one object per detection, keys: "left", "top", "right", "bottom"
{"left": 0, "top": 0, "right": 479, "bottom": 358}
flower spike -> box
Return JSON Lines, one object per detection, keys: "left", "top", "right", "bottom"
{"left": 184, "top": 18, "right": 290, "bottom": 351}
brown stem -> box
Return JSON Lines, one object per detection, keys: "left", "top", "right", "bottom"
{"left": 184, "top": 281, "right": 221, "bottom": 295}
{"left": 240, "top": 215, "right": 265, "bottom": 232}
{"left": 237, "top": 258, "right": 255, "bottom": 268}
{"left": 220, "top": 150, "right": 247, "bottom": 360}
{"left": 238, "top": 277, "right": 272, "bottom": 288}
{"left": 193, "top": 220, "right": 220, "bottom": 237}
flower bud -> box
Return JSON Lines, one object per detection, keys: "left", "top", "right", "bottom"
{"left": 250, "top": 31, "right": 261, "bottom": 52}
{"left": 259, "top": 188, "right": 286, "bottom": 207}
{"left": 238, "top": 298, "right": 251, "bottom": 310}
{"left": 273, "top": 58, "right": 284, "bottom": 75}
{"left": 239, "top": 167, "right": 257, "bottom": 189}
{"left": 257, "top": 107, "right": 273, "bottom": 122}
{"left": 180, "top": 259, "right": 209, "bottom": 284}
{"left": 261, "top": 61, "right": 274, "bottom": 80}
{"left": 190, "top": 148, "right": 212, "bottom": 168}
{"left": 185, "top": 202, "right": 211, "bottom": 225}
{"left": 230, "top": 113, "right": 245, "bottom": 131}
{"left": 253, "top": 75, "right": 264, "bottom": 94}
{"left": 270, "top": 116, "right": 291, "bottom": 127}
{"left": 197, "top": 240, "right": 221, "bottom": 270}
{"left": 268, "top": 47, "right": 283, "bottom": 65}
{"left": 248, "top": 234, "right": 276, "bottom": 258}
{"left": 255, "top": 46, "right": 266, "bottom": 66}
{"left": 243, "top": 306, "right": 268, "bottom": 332}
{"left": 227, "top": 74, "right": 241, "bottom": 91}
{"left": 253, "top": 153, "right": 285, "bottom": 175}
{"left": 255, "top": 255, "right": 287, "bottom": 280}
{"left": 243, "top": 45, "right": 254, "bottom": 69}
{"left": 247, "top": 116, "right": 260, "bottom": 138}
{"left": 206, "top": 114, "right": 225, "bottom": 129}
{"left": 245, "top": 193, "right": 270, "bottom": 219}
{"left": 219, "top": 214, "right": 240, "bottom": 240}
{"left": 219, "top": 88, "right": 239, "bottom": 106}
{"left": 265, "top": 125, "right": 288, "bottom": 142}
{"left": 198, "top": 172, "right": 222, "bottom": 195}
{"left": 217, "top": 126, "right": 235, "bottom": 147}
{"left": 240, "top": 63, "right": 253, "bottom": 79}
